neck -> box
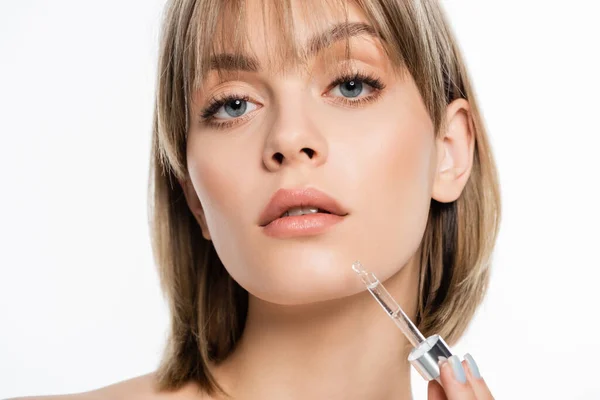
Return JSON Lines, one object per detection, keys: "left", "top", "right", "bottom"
{"left": 212, "top": 258, "right": 420, "bottom": 400}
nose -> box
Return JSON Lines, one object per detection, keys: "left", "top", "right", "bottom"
{"left": 262, "top": 103, "right": 329, "bottom": 171}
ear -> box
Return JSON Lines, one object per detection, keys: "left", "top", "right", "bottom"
{"left": 179, "top": 175, "right": 211, "bottom": 240}
{"left": 431, "top": 98, "right": 475, "bottom": 203}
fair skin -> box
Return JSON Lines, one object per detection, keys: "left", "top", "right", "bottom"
{"left": 13, "top": 1, "right": 494, "bottom": 399}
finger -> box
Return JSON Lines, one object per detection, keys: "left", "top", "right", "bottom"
{"left": 427, "top": 379, "right": 448, "bottom": 400}
{"left": 463, "top": 353, "right": 494, "bottom": 399}
{"left": 438, "top": 355, "right": 477, "bottom": 400}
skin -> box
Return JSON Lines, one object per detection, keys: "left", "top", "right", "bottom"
{"left": 11, "top": 1, "right": 494, "bottom": 399}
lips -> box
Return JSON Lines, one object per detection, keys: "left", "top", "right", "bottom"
{"left": 258, "top": 187, "right": 349, "bottom": 227}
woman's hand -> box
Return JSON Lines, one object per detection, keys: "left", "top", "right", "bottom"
{"left": 427, "top": 354, "right": 494, "bottom": 400}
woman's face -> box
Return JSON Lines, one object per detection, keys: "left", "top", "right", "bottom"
{"left": 184, "top": 0, "right": 439, "bottom": 305}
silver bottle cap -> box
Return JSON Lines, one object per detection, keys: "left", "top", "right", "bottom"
{"left": 408, "top": 334, "right": 453, "bottom": 382}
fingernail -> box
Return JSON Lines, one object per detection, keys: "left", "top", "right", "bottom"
{"left": 464, "top": 353, "right": 482, "bottom": 379}
{"left": 448, "top": 355, "right": 467, "bottom": 384}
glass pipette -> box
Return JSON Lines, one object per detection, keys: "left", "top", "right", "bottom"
{"left": 352, "top": 261, "right": 453, "bottom": 383}
{"left": 352, "top": 261, "right": 425, "bottom": 347}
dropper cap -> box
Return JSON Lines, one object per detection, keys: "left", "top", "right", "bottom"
{"left": 408, "top": 334, "right": 453, "bottom": 382}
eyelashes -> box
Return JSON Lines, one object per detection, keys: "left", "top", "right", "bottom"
{"left": 198, "top": 70, "right": 387, "bottom": 130}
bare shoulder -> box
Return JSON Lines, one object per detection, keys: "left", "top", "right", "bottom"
{"left": 7, "top": 372, "right": 211, "bottom": 400}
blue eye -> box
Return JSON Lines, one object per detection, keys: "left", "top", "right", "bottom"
{"left": 202, "top": 95, "right": 259, "bottom": 121}
{"left": 222, "top": 99, "right": 247, "bottom": 117}
{"left": 329, "top": 72, "right": 384, "bottom": 100}
{"left": 339, "top": 80, "right": 363, "bottom": 98}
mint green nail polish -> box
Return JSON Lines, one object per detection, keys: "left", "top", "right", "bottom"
{"left": 464, "top": 353, "right": 482, "bottom": 379}
{"left": 448, "top": 355, "right": 467, "bottom": 384}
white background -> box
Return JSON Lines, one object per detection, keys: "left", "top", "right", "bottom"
{"left": 1, "top": 1, "right": 599, "bottom": 398}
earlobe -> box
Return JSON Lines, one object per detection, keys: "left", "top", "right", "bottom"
{"left": 179, "top": 176, "right": 212, "bottom": 241}
{"left": 431, "top": 98, "right": 475, "bottom": 203}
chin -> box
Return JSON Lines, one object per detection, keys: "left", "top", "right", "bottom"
{"left": 231, "top": 243, "right": 406, "bottom": 306}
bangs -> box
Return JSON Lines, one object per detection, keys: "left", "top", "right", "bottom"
{"left": 183, "top": 0, "right": 411, "bottom": 102}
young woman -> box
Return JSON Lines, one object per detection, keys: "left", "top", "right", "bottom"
{"left": 16, "top": 0, "right": 500, "bottom": 398}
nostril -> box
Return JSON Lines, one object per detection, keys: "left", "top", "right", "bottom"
{"left": 273, "top": 152, "right": 284, "bottom": 164}
{"left": 302, "top": 148, "right": 315, "bottom": 158}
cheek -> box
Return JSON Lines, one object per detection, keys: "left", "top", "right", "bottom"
{"left": 376, "top": 121, "right": 434, "bottom": 208}
{"left": 337, "top": 96, "right": 435, "bottom": 215}
{"left": 373, "top": 89, "right": 435, "bottom": 198}
{"left": 370, "top": 126, "right": 433, "bottom": 246}
{"left": 382, "top": 127, "right": 434, "bottom": 257}
{"left": 186, "top": 135, "right": 255, "bottom": 244}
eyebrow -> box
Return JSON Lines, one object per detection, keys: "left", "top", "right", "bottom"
{"left": 209, "top": 22, "right": 379, "bottom": 72}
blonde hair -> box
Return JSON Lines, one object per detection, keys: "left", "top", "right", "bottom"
{"left": 149, "top": 0, "right": 501, "bottom": 395}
